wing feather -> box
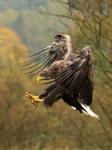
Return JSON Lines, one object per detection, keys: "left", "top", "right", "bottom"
{"left": 22, "top": 40, "right": 65, "bottom": 77}
{"left": 55, "top": 57, "right": 94, "bottom": 106}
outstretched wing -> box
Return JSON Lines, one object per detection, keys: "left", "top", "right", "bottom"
{"left": 22, "top": 35, "right": 66, "bottom": 77}
{"left": 55, "top": 56, "right": 94, "bottom": 106}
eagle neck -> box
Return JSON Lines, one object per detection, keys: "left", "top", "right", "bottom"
{"left": 66, "top": 35, "right": 73, "bottom": 53}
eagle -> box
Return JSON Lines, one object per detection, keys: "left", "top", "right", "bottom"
{"left": 23, "top": 34, "right": 99, "bottom": 119}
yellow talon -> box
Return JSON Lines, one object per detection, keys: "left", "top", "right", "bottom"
{"left": 25, "top": 92, "right": 43, "bottom": 107}
{"left": 36, "top": 75, "right": 45, "bottom": 84}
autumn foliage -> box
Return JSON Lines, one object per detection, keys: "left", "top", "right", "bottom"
{"left": 0, "top": 0, "right": 112, "bottom": 150}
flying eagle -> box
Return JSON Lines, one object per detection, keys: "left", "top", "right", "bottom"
{"left": 24, "top": 34, "right": 99, "bottom": 119}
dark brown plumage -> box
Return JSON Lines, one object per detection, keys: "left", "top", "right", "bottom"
{"left": 24, "top": 34, "right": 99, "bottom": 119}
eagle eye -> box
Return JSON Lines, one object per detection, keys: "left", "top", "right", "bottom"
{"left": 55, "top": 34, "right": 63, "bottom": 39}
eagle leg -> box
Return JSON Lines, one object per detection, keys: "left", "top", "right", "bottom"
{"left": 25, "top": 92, "right": 43, "bottom": 107}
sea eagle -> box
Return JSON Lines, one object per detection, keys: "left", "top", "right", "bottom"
{"left": 24, "top": 34, "right": 99, "bottom": 119}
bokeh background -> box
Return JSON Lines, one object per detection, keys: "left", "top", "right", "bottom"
{"left": 0, "top": 0, "right": 112, "bottom": 150}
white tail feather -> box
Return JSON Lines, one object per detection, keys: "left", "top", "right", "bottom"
{"left": 71, "top": 106, "right": 90, "bottom": 116}
{"left": 80, "top": 103, "right": 100, "bottom": 119}
{"left": 71, "top": 106, "right": 76, "bottom": 110}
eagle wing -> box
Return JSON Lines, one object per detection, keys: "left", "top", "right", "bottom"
{"left": 55, "top": 56, "right": 94, "bottom": 106}
{"left": 22, "top": 35, "right": 66, "bottom": 77}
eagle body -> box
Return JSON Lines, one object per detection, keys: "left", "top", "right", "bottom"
{"left": 23, "top": 34, "right": 99, "bottom": 119}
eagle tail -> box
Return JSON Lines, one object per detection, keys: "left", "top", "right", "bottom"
{"left": 80, "top": 103, "right": 100, "bottom": 119}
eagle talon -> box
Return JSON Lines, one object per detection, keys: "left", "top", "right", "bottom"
{"left": 25, "top": 92, "right": 43, "bottom": 107}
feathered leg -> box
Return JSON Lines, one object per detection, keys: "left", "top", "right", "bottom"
{"left": 43, "top": 86, "right": 62, "bottom": 107}
{"left": 39, "top": 84, "right": 57, "bottom": 98}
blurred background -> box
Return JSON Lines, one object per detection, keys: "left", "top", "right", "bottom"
{"left": 0, "top": 0, "right": 112, "bottom": 150}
